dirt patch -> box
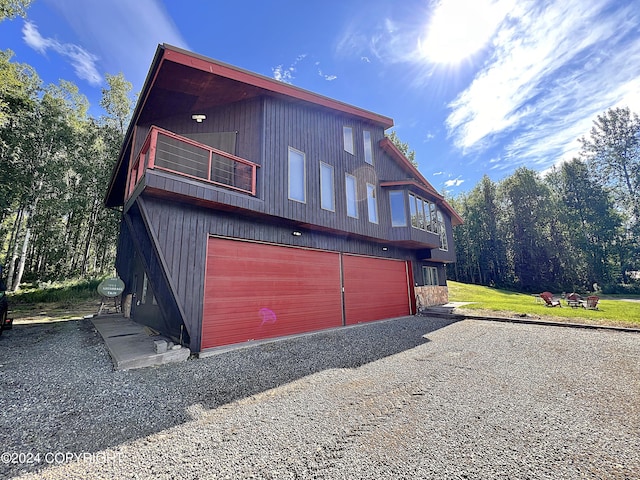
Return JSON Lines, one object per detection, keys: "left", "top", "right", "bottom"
{"left": 9, "top": 299, "right": 102, "bottom": 324}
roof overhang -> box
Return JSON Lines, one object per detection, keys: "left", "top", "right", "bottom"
{"left": 379, "top": 138, "right": 464, "bottom": 226}
{"left": 105, "top": 44, "right": 394, "bottom": 207}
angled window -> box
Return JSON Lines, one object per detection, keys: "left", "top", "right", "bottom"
{"left": 343, "top": 126, "right": 354, "bottom": 155}
{"left": 345, "top": 174, "right": 358, "bottom": 218}
{"left": 437, "top": 210, "right": 448, "bottom": 250}
{"left": 288, "top": 147, "right": 306, "bottom": 203}
{"left": 409, "top": 193, "right": 419, "bottom": 228}
{"left": 363, "top": 130, "right": 373, "bottom": 164}
{"left": 428, "top": 202, "right": 437, "bottom": 232}
{"left": 389, "top": 191, "right": 407, "bottom": 227}
{"left": 367, "top": 183, "right": 378, "bottom": 224}
{"left": 320, "top": 162, "right": 335, "bottom": 211}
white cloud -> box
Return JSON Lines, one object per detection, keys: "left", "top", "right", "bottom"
{"left": 23, "top": 21, "right": 102, "bottom": 85}
{"left": 40, "top": 0, "right": 189, "bottom": 90}
{"left": 272, "top": 65, "right": 294, "bottom": 84}
{"left": 444, "top": 176, "right": 464, "bottom": 187}
{"left": 446, "top": 0, "right": 640, "bottom": 171}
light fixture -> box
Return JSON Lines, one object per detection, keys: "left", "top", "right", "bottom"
{"left": 382, "top": 247, "right": 388, "bottom": 251}
{"left": 191, "top": 114, "right": 206, "bottom": 123}
{"left": 292, "top": 231, "right": 302, "bottom": 236}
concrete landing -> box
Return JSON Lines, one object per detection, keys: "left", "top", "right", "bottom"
{"left": 91, "top": 315, "right": 190, "bottom": 370}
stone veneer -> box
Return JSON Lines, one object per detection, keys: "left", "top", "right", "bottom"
{"left": 415, "top": 285, "right": 449, "bottom": 311}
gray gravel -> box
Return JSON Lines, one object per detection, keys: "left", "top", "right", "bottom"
{"left": 0, "top": 316, "right": 639, "bottom": 479}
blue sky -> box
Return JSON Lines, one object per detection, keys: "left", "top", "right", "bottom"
{"left": 2, "top": 0, "right": 640, "bottom": 194}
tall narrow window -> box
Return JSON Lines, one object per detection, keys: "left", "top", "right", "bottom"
{"left": 409, "top": 194, "right": 418, "bottom": 228}
{"left": 320, "top": 162, "right": 335, "bottom": 211}
{"left": 343, "top": 126, "right": 354, "bottom": 155}
{"left": 288, "top": 147, "right": 305, "bottom": 203}
{"left": 367, "top": 183, "right": 378, "bottom": 224}
{"left": 389, "top": 191, "right": 406, "bottom": 227}
{"left": 345, "top": 174, "right": 358, "bottom": 218}
{"left": 437, "top": 211, "right": 448, "bottom": 250}
{"left": 363, "top": 130, "right": 373, "bottom": 164}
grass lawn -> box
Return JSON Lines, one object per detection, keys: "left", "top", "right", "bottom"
{"left": 6, "top": 279, "right": 104, "bottom": 324}
{"left": 448, "top": 281, "right": 640, "bottom": 328}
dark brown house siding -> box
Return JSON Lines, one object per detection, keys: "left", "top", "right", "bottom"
{"left": 134, "top": 193, "right": 434, "bottom": 351}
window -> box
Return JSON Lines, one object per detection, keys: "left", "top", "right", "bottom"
{"left": 367, "top": 183, "right": 378, "bottom": 223}
{"left": 423, "top": 266, "right": 439, "bottom": 286}
{"left": 409, "top": 192, "right": 438, "bottom": 232}
{"left": 320, "top": 162, "right": 335, "bottom": 211}
{"left": 363, "top": 130, "right": 373, "bottom": 164}
{"left": 437, "top": 210, "right": 448, "bottom": 250}
{"left": 288, "top": 147, "right": 305, "bottom": 202}
{"left": 343, "top": 126, "right": 354, "bottom": 155}
{"left": 345, "top": 174, "right": 358, "bottom": 218}
{"left": 389, "top": 191, "right": 407, "bottom": 227}
{"left": 428, "top": 202, "right": 437, "bottom": 233}
{"left": 409, "top": 194, "right": 419, "bottom": 228}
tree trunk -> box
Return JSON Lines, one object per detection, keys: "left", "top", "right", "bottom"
{"left": 5, "top": 209, "right": 26, "bottom": 291}
{"left": 12, "top": 226, "right": 30, "bottom": 291}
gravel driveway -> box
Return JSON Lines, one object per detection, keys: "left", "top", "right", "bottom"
{"left": 1, "top": 316, "right": 639, "bottom": 479}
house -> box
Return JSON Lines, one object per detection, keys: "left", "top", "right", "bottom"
{"left": 105, "top": 44, "right": 463, "bottom": 353}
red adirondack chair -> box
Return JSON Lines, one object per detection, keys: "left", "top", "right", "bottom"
{"left": 540, "top": 291, "right": 561, "bottom": 307}
{"left": 585, "top": 296, "right": 599, "bottom": 310}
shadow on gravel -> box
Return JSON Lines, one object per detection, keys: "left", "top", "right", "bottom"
{"left": 0, "top": 315, "right": 457, "bottom": 477}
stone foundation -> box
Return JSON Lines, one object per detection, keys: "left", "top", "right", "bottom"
{"left": 415, "top": 285, "right": 449, "bottom": 311}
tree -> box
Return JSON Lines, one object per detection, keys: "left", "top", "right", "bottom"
{"left": 100, "top": 73, "right": 134, "bottom": 135}
{"left": 386, "top": 130, "right": 418, "bottom": 168}
{"left": 0, "top": 0, "right": 32, "bottom": 21}
{"left": 547, "top": 159, "right": 622, "bottom": 289}
{"left": 579, "top": 107, "right": 640, "bottom": 279}
{"left": 499, "top": 168, "right": 558, "bottom": 291}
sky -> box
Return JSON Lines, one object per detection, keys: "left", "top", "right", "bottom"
{"left": 1, "top": 0, "right": 640, "bottom": 194}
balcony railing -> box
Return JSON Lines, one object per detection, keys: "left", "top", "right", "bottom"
{"left": 127, "top": 126, "right": 259, "bottom": 200}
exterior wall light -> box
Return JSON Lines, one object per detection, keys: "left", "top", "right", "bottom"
{"left": 292, "top": 231, "right": 302, "bottom": 236}
{"left": 382, "top": 247, "right": 388, "bottom": 251}
{"left": 191, "top": 114, "right": 207, "bottom": 122}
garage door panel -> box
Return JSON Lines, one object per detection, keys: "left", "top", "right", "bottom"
{"left": 202, "top": 238, "right": 343, "bottom": 349}
{"left": 343, "top": 255, "right": 410, "bottom": 325}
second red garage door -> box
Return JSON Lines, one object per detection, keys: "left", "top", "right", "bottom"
{"left": 202, "top": 238, "right": 344, "bottom": 349}
{"left": 342, "top": 254, "right": 411, "bottom": 325}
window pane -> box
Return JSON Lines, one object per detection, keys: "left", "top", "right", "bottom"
{"left": 288, "top": 148, "right": 305, "bottom": 202}
{"left": 320, "top": 162, "right": 335, "bottom": 211}
{"left": 367, "top": 183, "right": 378, "bottom": 223}
{"left": 409, "top": 194, "right": 418, "bottom": 228}
{"left": 437, "top": 210, "right": 448, "bottom": 250}
{"left": 345, "top": 174, "right": 358, "bottom": 217}
{"left": 343, "top": 126, "right": 354, "bottom": 154}
{"left": 389, "top": 191, "right": 406, "bottom": 227}
{"left": 363, "top": 130, "right": 373, "bottom": 164}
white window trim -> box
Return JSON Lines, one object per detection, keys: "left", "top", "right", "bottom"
{"left": 367, "top": 182, "right": 378, "bottom": 224}
{"left": 288, "top": 146, "right": 306, "bottom": 203}
{"left": 345, "top": 173, "right": 358, "bottom": 218}
{"left": 319, "top": 161, "right": 335, "bottom": 212}
{"left": 343, "top": 126, "right": 354, "bottom": 155}
{"left": 363, "top": 130, "right": 373, "bottom": 165}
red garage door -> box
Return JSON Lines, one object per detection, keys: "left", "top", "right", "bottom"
{"left": 202, "top": 238, "right": 343, "bottom": 349}
{"left": 343, "top": 255, "right": 410, "bottom": 325}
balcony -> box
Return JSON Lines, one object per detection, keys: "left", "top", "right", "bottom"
{"left": 127, "top": 126, "right": 259, "bottom": 201}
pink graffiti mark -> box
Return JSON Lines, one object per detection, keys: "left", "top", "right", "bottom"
{"left": 259, "top": 307, "right": 277, "bottom": 327}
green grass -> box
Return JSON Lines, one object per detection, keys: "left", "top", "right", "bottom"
{"left": 8, "top": 278, "right": 103, "bottom": 305}
{"left": 448, "top": 281, "right": 640, "bottom": 327}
